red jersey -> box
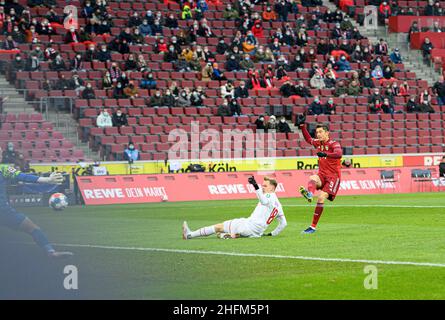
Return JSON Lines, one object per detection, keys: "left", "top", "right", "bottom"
{"left": 301, "top": 125, "right": 342, "bottom": 177}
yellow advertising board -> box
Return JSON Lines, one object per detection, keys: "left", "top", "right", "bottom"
{"left": 30, "top": 155, "right": 403, "bottom": 176}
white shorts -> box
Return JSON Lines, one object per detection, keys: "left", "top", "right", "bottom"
{"left": 223, "top": 218, "right": 262, "bottom": 238}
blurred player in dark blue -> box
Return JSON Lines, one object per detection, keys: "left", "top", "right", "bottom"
{"left": 0, "top": 146, "right": 73, "bottom": 258}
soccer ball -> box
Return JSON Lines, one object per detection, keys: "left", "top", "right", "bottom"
{"left": 49, "top": 193, "right": 68, "bottom": 211}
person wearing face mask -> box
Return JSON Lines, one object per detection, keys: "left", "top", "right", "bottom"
{"left": 308, "top": 96, "right": 324, "bottom": 115}
{"left": 223, "top": 3, "right": 239, "bottom": 20}
{"left": 165, "top": 13, "right": 178, "bottom": 29}
{"left": 335, "top": 55, "right": 351, "bottom": 72}
{"left": 182, "top": 5, "right": 193, "bottom": 20}
{"left": 139, "top": 19, "right": 152, "bottom": 37}
{"left": 234, "top": 81, "right": 249, "bottom": 98}
{"left": 123, "top": 143, "right": 140, "bottom": 162}
{"left": 64, "top": 27, "right": 79, "bottom": 44}
{"left": 164, "top": 45, "right": 179, "bottom": 63}
{"left": 113, "top": 82, "right": 126, "bottom": 99}
{"left": 96, "top": 109, "right": 113, "bottom": 128}
{"left": 360, "top": 71, "right": 375, "bottom": 89}
{"left": 49, "top": 54, "right": 66, "bottom": 71}
{"left": 25, "top": 54, "right": 40, "bottom": 72}
{"left": 81, "top": 82, "right": 96, "bottom": 100}
{"left": 11, "top": 26, "right": 25, "bottom": 43}
{"left": 112, "top": 108, "right": 128, "bottom": 127}
{"left": 140, "top": 72, "right": 157, "bottom": 90}
{"left": 323, "top": 98, "right": 337, "bottom": 115}
{"left": 149, "top": 90, "right": 163, "bottom": 107}
{"left": 95, "top": 45, "right": 111, "bottom": 63}
{"left": 277, "top": 117, "right": 291, "bottom": 133}
{"left": 239, "top": 54, "right": 255, "bottom": 71}
{"left": 124, "top": 81, "right": 139, "bottom": 99}
{"left": 1, "top": 142, "right": 18, "bottom": 164}
{"left": 70, "top": 53, "right": 84, "bottom": 71}
{"left": 262, "top": 6, "right": 276, "bottom": 21}
{"left": 225, "top": 54, "right": 240, "bottom": 72}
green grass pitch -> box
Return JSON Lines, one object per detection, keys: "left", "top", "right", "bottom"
{"left": 4, "top": 192, "right": 445, "bottom": 299}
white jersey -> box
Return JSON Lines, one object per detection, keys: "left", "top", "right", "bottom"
{"left": 246, "top": 189, "right": 285, "bottom": 236}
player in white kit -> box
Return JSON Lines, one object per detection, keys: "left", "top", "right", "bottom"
{"left": 182, "top": 176, "right": 287, "bottom": 239}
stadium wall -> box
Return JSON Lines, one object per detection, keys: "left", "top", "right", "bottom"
{"left": 76, "top": 167, "right": 445, "bottom": 205}
{"left": 30, "top": 153, "right": 444, "bottom": 176}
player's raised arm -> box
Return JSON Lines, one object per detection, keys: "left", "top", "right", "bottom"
{"left": 248, "top": 176, "right": 270, "bottom": 206}
{"left": 295, "top": 114, "right": 315, "bottom": 146}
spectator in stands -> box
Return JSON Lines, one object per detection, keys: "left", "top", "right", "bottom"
{"left": 280, "top": 80, "right": 295, "bottom": 98}
{"left": 421, "top": 38, "right": 434, "bottom": 66}
{"left": 439, "top": 156, "right": 445, "bottom": 177}
{"left": 113, "top": 82, "right": 127, "bottom": 99}
{"left": 350, "top": 27, "right": 364, "bottom": 40}
{"left": 399, "top": 81, "right": 409, "bottom": 96}
{"left": 177, "top": 90, "right": 191, "bottom": 107}
{"left": 360, "top": 71, "right": 375, "bottom": 89}
{"left": 274, "top": 0, "right": 291, "bottom": 22}
{"left": 406, "top": 96, "right": 420, "bottom": 113}
{"left": 102, "top": 71, "right": 113, "bottom": 90}
{"left": 175, "top": 55, "right": 191, "bottom": 72}
{"left": 123, "top": 81, "right": 139, "bottom": 100}
{"left": 216, "top": 39, "right": 229, "bottom": 55}
{"left": 164, "top": 45, "right": 179, "bottom": 63}
{"left": 335, "top": 55, "right": 351, "bottom": 72}
{"left": 266, "top": 115, "right": 278, "bottom": 131}
{"left": 307, "top": 96, "right": 323, "bottom": 115}
{"left": 64, "top": 27, "right": 80, "bottom": 44}
{"left": 254, "top": 115, "right": 267, "bottom": 131}
{"left": 201, "top": 62, "right": 213, "bottom": 81}
{"left": 234, "top": 81, "right": 249, "bottom": 98}
{"left": 263, "top": 72, "right": 274, "bottom": 89}
{"left": 382, "top": 98, "right": 394, "bottom": 114}
{"left": 408, "top": 21, "right": 419, "bottom": 42}
{"left": 71, "top": 73, "right": 85, "bottom": 95}
{"left": 239, "top": 54, "right": 255, "bottom": 71}
{"left": 334, "top": 80, "right": 348, "bottom": 98}
{"left": 351, "top": 46, "right": 365, "bottom": 63}
{"left": 225, "top": 54, "right": 241, "bottom": 72}
{"left": 123, "top": 143, "right": 140, "bottom": 162}
{"left": 81, "top": 83, "right": 96, "bottom": 100}
{"left": 431, "top": 21, "right": 443, "bottom": 33}
{"left": 347, "top": 80, "right": 361, "bottom": 96}
{"left": 159, "top": 89, "right": 175, "bottom": 108}
{"left": 30, "top": 45, "right": 44, "bottom": 62}
{"left": 378, "top": 1, "right": 392, "bottom": 24}
{"left": 217, "top": 99, "right": 232, "bottom": 116}
{"left": 189, "top": 88, "right": 204, "bottom": 107}
{"left": 11, "top": 25, "right": 25, "bottom": 43}
{"left": 310, "top": 73, "right": 325, "bottom": 89}
{"left": 369, "top": 99, "right": 383, "bottom": 113}
{"left": 96, "top": 109, "right": 113, "bottom": 128}
{"left": 124, "top": 54, "right": 138, "bottom": 71}
{"left": 323, "top": 97, "right": 336, "bottom": 115}
{"left": 228, "top": 97, "right": 242, "bottom": 116}
{"left": 131, "top": 28, "right": 145, "bottom": 46}
{"left": 139, "top": 19, "right": 152, "bottom": 37}
{"left": 251, "top": 21, "right": 264, "bottom": 38}
{"left": 165, "top": 13, "right": 178, "bottom": 29}
{"left": 50, "top": 54, "right": 66, "bottom": 71}
{"left": 94, "top": 44, "right": 111, "bottom": 63}
{"left": 389, "top": 48, "right": 402, "bottom": 64}
{"left": 129, "top": 12, "right": 142, "bottom": 28}
{"left": 182, "top": 5, "right": 193, "bottom": 20}
{"left": 277, "top": 117, "right": 291, "bottom": 133}
{"left": 425, "top": 0, "right": 437, "bottom": 16}
{"left": 211, "top": 63, "right": 226, "bottom": 81}
{"left": 375, "top": 39, "right": 388, "bottom": 56}
{"left": 221, "top": 80, "right": 235, "bottom": 99}
{"left": 140, "top": 72, "right": 157, "bottom": 90}
{"left": 118, "top": 72, "right": 129, "bottom": 88}
{"left": 70, "top": 53, "right": 84, "bottom": 72}
{"left": 294, "top": 80, "right": 312, "bottom": 97}
{"left": 136, "top": 55, "right": 149, "bottom": 73}
{"left": 1, "top": 142, "right": 18, "bottom": 164}
{"left": 151, "top": 19, "right": 163, "bottom": 36}
{"left": 112, "top": 108, "right": 128, "bottom": 127}
{"left": 419, "top": 99, "right": 435, "bottom": 113}
{"left": 368, "top": 88, "right": 383, "bottom": 104}
{"left": 433, "top": 76, "right": 445, "bottom": 106}
{"left": 289, "top": 55, "right": 304, "bottom": 72}
{"left": 55, "top": 74, "right": 70, "bottom": 90}
{"left": 371, "top": 65, "right": 384, "bottom": 80}
{"left": 420, "top": 89, "right": 432, "bottom": 106}
{"left": 25, "top": 54, "right": 40, "bottom": 71}
{"left": 224, "top": 3, "right": 239, "bottom": 20}
{"left": 2, "top": 35, "right": 17, "bottom": 50}
{"left": 155, "top": 38, "right": 168, "bottom": 54}
{"left": 340, "top": 15, "right": 353, "bottom": 32}
{"left": 109, "top": 63, "right": 122, "bottom": 82}
{"left": 262, "top": 6, "right": 277, "bottom": 21}
{"left": 149, "top": 90, "right": 163, "bottom": 107}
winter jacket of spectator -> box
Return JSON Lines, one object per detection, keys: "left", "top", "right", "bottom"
{"left": 308, "top": 101, "right": 324, "bottom": 115}
{"left": 112, "top": 113, "right": 128, "bottom": 127}
{"left": 347, "top": 83, "right": 361, "bottom": 96}
{"left": 277, "top": 121, "right": 291, "bottom": 133}
{"left": 150, "top": 95, "right": 163, "bottom": 107}
{"left": 234, "top": 86, "right": 249, "bottom": 98}
{"left": 335, "top": 58, "right": 351, "bottom": 71}
{"left": 97, "top": 113, "right": 113, "bottom": 128}
{"left": 81, "top": 88, "right": 96, "bottom": 99}
{"left": 324, "top": 102, "right": 336, "bottom": 114}
{"left": 162, "top": 94, "right": 176, "bottom": 107}
{"left": 310, "top": 75, "right": 326, "bottom": 89}
{"left": 217, "top": 104, "right": 232, "bottom": 116}
{"left": 225, "top": 58, "right": 240, "bottom": 72}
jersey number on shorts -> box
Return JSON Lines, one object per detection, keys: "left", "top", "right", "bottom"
{"left": 266, "top": 208, "right": 279, "bottom": 225}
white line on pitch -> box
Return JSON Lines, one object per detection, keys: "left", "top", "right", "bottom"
{"left": 55, "top": 243, "right": 445, "bottom": 268}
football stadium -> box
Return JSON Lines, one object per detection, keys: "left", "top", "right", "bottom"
{"left": 0, "top": 0, "right": 445, "bottom": 302}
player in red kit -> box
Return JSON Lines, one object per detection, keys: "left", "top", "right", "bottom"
{"left": 296, "top": 115, "right": 342, "bottom": 234}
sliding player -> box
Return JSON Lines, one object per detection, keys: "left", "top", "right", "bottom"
{"left": 296, "top": 115, "right": 342, "bottom": 234}
{"left": 182, "top": 176, "right": 287, "bottom": 239}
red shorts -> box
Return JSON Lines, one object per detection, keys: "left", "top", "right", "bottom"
{"left": 317, "top": 175, "right": 341, "bottom": 201}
